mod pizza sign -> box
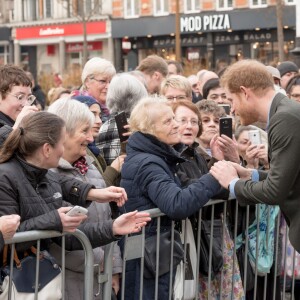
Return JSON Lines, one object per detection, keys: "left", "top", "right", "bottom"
{"left": 15, "top": 21, "right": 106, "bottom": 39}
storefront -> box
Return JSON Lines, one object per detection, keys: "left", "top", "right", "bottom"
{"left": 13, "top": 20, "right": 112, "bottom": 77}
{"left": 111, "top": 5, "right": 296, "bottom": 73}
{"left": 0, "top": 27, "right": 13, "bottom": 65}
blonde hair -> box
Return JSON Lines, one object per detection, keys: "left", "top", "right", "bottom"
{"left": 221, "top": 60, "right": 274, "bottom": 97}
{"left": 160, "top": 75, "right": 193, "bottom": 99}
{"left": 130, "top": 96, "right": 168, "bottom": 135}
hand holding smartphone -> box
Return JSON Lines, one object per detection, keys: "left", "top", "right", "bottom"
{"left": 66, "top": 206, "right": 88, "bottom": 217}
{"left": 115, "top": 112, "right": 129, "bottom": 143}
{"left": 219, "top": 117, "right": 233, "bottom": 138}
{"left": 248, "top": 130, "right": 262, "bottom": 145}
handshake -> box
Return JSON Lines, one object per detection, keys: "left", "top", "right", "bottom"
{"left": 210, "top": 161, "right": 253, "bottom": 189}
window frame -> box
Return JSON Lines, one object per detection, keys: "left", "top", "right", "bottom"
{"left": 183, "top": 0, "right": 200, "bottom": 14}
{"left": 43, "top": 0, "right": 53, "bottom": 19}
{"left": 23, "top": 0, "right": 37, "bottom": 21}
{"left": 250, "top": 0, "right": 267, "bottom": 8}
{"left": 216, "top": 0, "right": 233, "bottom": 11}
{"left": 284, "top": 0, "right": 295, "bottom": 4}
{"left": 153, "top": 0, "right": 169, "bottom": 16}
{"left": 124, "top": 0, "right": 139, "bottom": 18}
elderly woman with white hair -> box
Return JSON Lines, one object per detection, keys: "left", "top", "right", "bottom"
{"left": 47, "top": 98, "right": 149, "bottom": 299}
{"left": 97, "top": 73, "right": 148, "bottom": 165}
{"left": 72, "top": 57, "right": 116, "bottom": 122}
{"left": 120, "top": 96, "right": 221, "bottom": 300}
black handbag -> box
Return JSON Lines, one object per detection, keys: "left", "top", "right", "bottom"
{"left": 144, "top": 230, "right": 184, "bottom": 279}
{"left": 199, "top": 219, "right": 224, "bottom": 277}
{"left": 0, "top": 245, "right": 61, "bottom": 299}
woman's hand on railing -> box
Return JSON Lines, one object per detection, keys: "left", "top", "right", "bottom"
{"left": 58, "top": 207, "right": 88, "bottom": 232}
{"left": 0, "top": 214, "right": 20, "bottom": 240}
{"left": 112, "top": 210, "right": 151, "bottom": 236}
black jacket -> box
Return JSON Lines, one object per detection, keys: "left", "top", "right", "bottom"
{"left": 0, "top": 112, "right": 13, "bottom": 146}
{"left": 121, "top": 132, "right": 221, "bottom": 221}
{"left": 0, "top": 155, "right": 117, "bottom": 252}
{"left": 176, "top": 143, "right": 209, "bottom": 187}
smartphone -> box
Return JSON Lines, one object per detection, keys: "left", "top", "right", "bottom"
{"left": 248, "top": 130, "right": 262, "bottom": 145}
{"left": 115, "top": 112, "right": 129, "bottom": 143}
{"left": 66, "top": 206, "right": 88, "bottom": 216}
{"left": 219, "top": 117, "right": 233, "bottom": 138}
{"left": 218, "top": 104, "right": 231, "bottom": 115}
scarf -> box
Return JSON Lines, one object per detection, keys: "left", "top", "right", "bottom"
{"left": 88, "top": 141, "right": 100, "bottom": 157}
{"left": 72, "top": 156, "right": 88, "bottom": 175}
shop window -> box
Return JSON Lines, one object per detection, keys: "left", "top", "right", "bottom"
{"left": 44, "top": 0, "right": 52, "bottom": 18}
{"left": 124, "top": 0, "right": 139, "bottom": 18}
{"left": 153, "top": 0, "right": 169, "bottom": 16}
{"left": 70, "top": 52, "right": 81, "bottom": 65}
{"left": 285, "top": 0, "right": 295, "bottom": 4}
{"left": 250, "top": 41, "right": 294, "bottom": 65}
{"left": 184, "top": 0, "right": 200, "bottom": 13}
{"left": 217, "top": 0, "right": 233, "bottom": 10}
{"left": 0, "top": 46, "right": 8, "bottom": 66}
{"left": 21, "top": 51, "right": 29, "bottom": 70}
{"left": 250, "top": 0, "right": 267, "bottom": 7}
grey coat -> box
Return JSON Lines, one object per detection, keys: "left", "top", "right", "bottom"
{"left": 50, "top": 156, "right": 122, "bottom": 300}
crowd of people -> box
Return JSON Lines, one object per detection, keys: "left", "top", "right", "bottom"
{"left": 0, "top": 55, "right": 299, "bottom": 300}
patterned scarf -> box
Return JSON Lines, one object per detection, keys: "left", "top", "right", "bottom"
{"left": 72, "top": 156, "right": 88, "bottom": 175}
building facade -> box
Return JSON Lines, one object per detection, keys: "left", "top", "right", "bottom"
{"left": 1, "top": 0, "right": 113, "bottom": 79}
{"left": 111, "top": 0, "right": 297, "bottom": 73}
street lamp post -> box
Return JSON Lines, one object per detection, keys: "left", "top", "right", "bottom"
{"left": 175, "top": 0, "right": 181, "bottom": 62}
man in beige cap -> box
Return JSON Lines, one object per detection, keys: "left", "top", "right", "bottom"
{"left": 266, "top": 65, "right": 286, "bottom": 95}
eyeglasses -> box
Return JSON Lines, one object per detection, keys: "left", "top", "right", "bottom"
{"left": 176, "top": 118, "right": 199, "bottom": 127}
{"left": 165, "top": 95, "right": 187, "bottom": 101}
{"left": 91, "top": 78, "right": 110, "bottom": 85}
{"left": 7, "top": 93, "right": 36, "bottom": 105}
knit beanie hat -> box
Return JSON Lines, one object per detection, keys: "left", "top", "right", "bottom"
{"left": 277, "top": 61, "right": 299, "bottom": 77}
{"left": 72, "top": 95, "right": 101, "bottom": 108}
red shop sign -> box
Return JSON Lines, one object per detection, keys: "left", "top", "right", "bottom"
{"left": 66, "top": 41, "right": 102, "bottom": 53}
{"left": 16, "top": 21, "right": 106, "bottom": 40}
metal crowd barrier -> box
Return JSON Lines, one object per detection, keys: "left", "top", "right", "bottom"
{"left": 2, "top": 229, "right": 95, "bottom": 300}
{"left": 101, "top": 199, "right": 300, "bottom": 300}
